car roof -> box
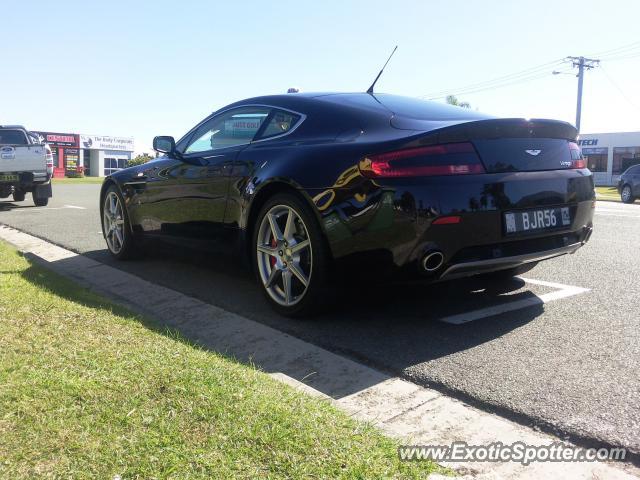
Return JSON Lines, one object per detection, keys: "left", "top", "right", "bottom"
{"left": 222, "top": 93, "right": 491, "bottom": 123}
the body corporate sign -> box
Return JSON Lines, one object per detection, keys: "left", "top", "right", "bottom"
{"left": 80, "top": 134, "right": 134, "bottom": 152}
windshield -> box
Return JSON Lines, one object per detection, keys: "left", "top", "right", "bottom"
{"left": 374, "top": 94, "right": 489, "bottom": 121}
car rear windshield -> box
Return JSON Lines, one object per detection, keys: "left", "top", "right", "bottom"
{"left": 374, "top": 94, "right": 489, "bottom": 121}
{"left": 0, "top": 129, "right": 28, "bottom": 145}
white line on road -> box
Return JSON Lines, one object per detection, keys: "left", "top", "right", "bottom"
{"left": 595, "top": 213, "right": 640, "bottom": 218}
{"left": 438, "top": 277, "right": 590, "bottom": 325}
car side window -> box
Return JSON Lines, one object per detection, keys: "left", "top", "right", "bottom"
{"left": 256, "top": 110, "right": 302, "bottom": 140}
{"left": 184, "top": 107, "right": 270, "bottom": 154}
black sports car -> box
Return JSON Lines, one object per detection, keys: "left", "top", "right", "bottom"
{"left": 100, "top": 93, "right": 595, "bottom": 316}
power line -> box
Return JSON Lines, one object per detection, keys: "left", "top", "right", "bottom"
{"left": 427, "top": 71, "right": 557, "bottom": 99}
{"left": 588, "top": 40, "right": 640, "bottom": 59}
{"left": 602, "top": 51, "right": 640, "bottom": 62}
{"left": 420, "top": 41, "right": 640, "bottom": 101}
{"left": 419, "top": 58, "right": 565, "bottom": 99}
{"left": 599, "top": 65, "right": 640, "bottom": 112}
{"left": 421, "top": 60, "right": 563, "bottom": 98}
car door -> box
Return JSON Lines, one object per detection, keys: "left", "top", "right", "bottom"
{"left": 133, "top": 106, "right": 271, "bottom": 247}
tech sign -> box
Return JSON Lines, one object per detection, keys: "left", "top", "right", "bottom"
{"left": 80, "top": 134, "right": 134, "bottom": 152}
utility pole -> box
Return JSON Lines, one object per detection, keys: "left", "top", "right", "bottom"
{"left": 566, "top": 56, "right": 599, "bottom": 132}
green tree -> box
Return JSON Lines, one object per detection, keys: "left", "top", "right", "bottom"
{"left": 128, "top": 153, "right": 154, "bottom": 167}
{"left": 446, "top": 95, "right": 471, "bottom": 109}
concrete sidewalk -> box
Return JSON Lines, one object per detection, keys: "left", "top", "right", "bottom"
{"left": 0, "top": 224, "right": 635, "bottom": 480}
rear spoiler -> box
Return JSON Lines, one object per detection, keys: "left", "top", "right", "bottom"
{"left": 409, "top": 119, "right": 578, "bottom": 147}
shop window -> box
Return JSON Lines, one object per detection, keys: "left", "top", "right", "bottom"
{"left": 104, "top": 157, "right": 128, "bottom": 176}
{"left": 65, "top": 149, "right": 79, "bottom": 175}
{"left": 51, "top": 147, "right": 59, "bottom": 168}
{"left": 613, "top": 146, "right": 640, "bottom": 174}
{"left": 585, "top": 154, "right": 607, "bottom": 172}
{"left": 83, "top": 149, "right": 91, "bottom": 176}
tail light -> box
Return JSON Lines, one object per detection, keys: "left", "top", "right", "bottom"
{"left": 45, "top": 145, "right": 54, "bottom": 175}
{"left": 359, "top": 142, "right": 485, "bottom": 178}
{"left": 568, "top": 142, "right": 586, "bottom": 169}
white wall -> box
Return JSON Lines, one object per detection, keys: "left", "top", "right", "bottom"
{"left": 579, "top": 131, "right": 640, "bottom": 186}
{"left": 84, "top": 150, "right": 132, "bottom": 177}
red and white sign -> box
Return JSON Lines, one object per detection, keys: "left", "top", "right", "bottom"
{"left": 32, "top": 131, "right": 79, "bottom": 147}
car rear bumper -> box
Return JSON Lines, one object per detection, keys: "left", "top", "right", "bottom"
{"left": 0, "top": 171, "right": 51, "bottom": 187}
{"left": 440, "top": 238, "right": 585, "bottom": 280}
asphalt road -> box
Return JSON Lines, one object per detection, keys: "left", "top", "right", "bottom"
{"left": 2, "top": 184, "right": 639, "bottom": 458}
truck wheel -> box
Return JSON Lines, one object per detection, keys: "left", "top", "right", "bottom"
{"left": 13, "top": 190, "right": 26, "bottom": 202}
{"left": 33, "top": 192, "right": 49, "bottom": 207}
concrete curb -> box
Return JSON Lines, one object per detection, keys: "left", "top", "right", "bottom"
{"left": 0, "top": 224, "right": 635, "bottom": 479}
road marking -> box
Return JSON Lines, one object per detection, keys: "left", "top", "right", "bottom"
{"left": 63, "top": 205, "right": 86, "bottom": 209}
{"left": 595, "top": 212, "right": 640, "bottom": 218}
{"left": 438, "top": 277, "right": 589, "bottom": 325}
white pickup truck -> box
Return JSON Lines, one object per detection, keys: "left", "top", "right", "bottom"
{"left": 0, "top": 125, "right": 53, "bottom": 206}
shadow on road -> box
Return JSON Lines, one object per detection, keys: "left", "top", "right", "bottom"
{"left": 78, "top": 243, "right": 544, "bottom": 372}
{"left": 0, "top": 201, "right": 36, "bottom": 211}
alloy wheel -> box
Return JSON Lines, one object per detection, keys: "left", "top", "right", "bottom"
{"left": 103, "top": 191, "right": 126, "bottom": 254}
{"left": 622, "top": 185, "right": 632, "bottom": 202}
{"left": 256, "top": 205, "right": 313, "bottom": 307}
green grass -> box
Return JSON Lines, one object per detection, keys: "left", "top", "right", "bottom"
{"left": 595, "top": 186, "right": 620, "bottom": 202}
{"left": 0, "top": 242, "right": 439, "bottom": 479}
{"left": 52, "top": 177, "right": 104, "bottom": 184}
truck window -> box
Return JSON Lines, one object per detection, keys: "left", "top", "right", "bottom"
{"left": 0, "top": 130, "right": 28, "bottom": 145}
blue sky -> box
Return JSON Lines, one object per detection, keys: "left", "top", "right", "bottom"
{"left": 2, "top": 0, "right": 640, "bottom": 153}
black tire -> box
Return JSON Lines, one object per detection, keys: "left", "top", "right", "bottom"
{"left": 101, "top": 184, "right": 139, "bottom": 260}
{"left": 13, "top": 189, "right": 25, "bottom": 202}
{"left": 621, "top": 184, "right": 635, "bottom": 204}
{"left": 252, "top": 193, "right": 331, "bottom": 317}
{"left": 32, "top": 192, "right": 48, "bottom": 207}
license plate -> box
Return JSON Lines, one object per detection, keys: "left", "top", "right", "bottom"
{"left": 0, "top": 174, "right": 18, "bottom": 182}
{"left": 504, "top": 207, "right": 571, "bottom": 235}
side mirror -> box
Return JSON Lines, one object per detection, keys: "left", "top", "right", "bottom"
{"left": 153, "top": 136, "right": 176, "bottom": 154}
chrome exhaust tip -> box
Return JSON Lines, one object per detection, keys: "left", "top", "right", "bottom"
{"left": 422, "top": 251, "right": 445, "bottom": 273}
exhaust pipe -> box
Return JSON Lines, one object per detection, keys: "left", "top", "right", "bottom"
{"left": 422, "top": 251, "right": 445, "bottom": 273}
{"left": 582, "top": 226, "right": 593, "bottom": 244}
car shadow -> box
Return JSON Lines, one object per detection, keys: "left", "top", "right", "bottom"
{"left": 0, "top": 201, "right": 36, "bottom": 211}
{"left": 77, "top": 243, "right": 544, "bottom": 372}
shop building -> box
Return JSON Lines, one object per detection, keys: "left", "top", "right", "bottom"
{"left": 579, "top": 132, "right": 640, "bottom": 186}
{"left": 33, "top": 131, "right": 134, "bottom": 177}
